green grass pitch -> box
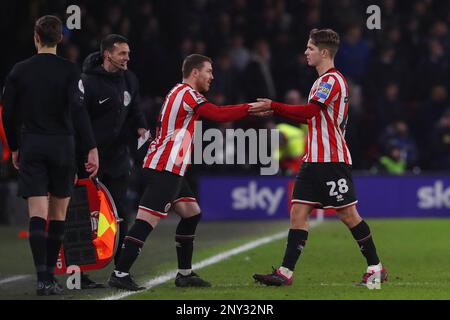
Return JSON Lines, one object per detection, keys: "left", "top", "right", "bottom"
{"left": 1, "top": 218, "right": 450, "bottom": 300}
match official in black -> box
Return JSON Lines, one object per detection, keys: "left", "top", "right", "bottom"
{"left": 74, "top": 34, "right": 148, "bottom": 288}
{"left": 1, "top": 15, "right": 98, "bottom": 296}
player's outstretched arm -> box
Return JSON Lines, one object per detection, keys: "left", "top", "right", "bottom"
{"left": 197, "top": 101, "right": 264, "bottom": 122}
{"left": 248, "top": 98, "right": 320, "bottom": 123}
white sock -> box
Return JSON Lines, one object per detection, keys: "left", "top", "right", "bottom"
{"left": 114, "top": 270, "right": 129, "bottom": 278}
{"left": 278, "top": 266, "right": 293, "bottom": 279}
{"left": 367, "top": 263, "right": 382, "bottom": 273}
{"left": 178, "top": 269, "right": 192, "bottom": 276}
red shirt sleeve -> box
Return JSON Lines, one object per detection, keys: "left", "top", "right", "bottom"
{"left": 197, "top": 102, "right": 249, "bottom": 122}
{"left": 271, "top": 101, "right": 321, "bottom": 123}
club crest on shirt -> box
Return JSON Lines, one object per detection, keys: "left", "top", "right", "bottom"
{"left": 124, "top": 91, "right": 131, "bottom": 106}
{"left": 315, "top": 81, "right": 332, "bottom": 100}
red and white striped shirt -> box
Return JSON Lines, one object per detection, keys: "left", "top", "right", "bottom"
{"left": 305, "top": 68, "right": 352, "bottom": 164}
{"left": 143, "top": 83, "right": 205, "bottom": 176}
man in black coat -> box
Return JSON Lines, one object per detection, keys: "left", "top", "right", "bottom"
{"left": 75, "top": 34, "right": 148, "bottom": 288}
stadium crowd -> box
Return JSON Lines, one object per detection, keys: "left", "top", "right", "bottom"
{"left": 1, "top": 0, "right": 449, "bottom": 180}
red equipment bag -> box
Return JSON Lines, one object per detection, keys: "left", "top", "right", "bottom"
{"left": 55, "top": 178, "right": 120, "bottom": 274}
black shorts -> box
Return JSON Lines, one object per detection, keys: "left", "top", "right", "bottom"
{"left": 139, "top": 169, "right": 197, "bottom": 218}
{"left": 18, "top": 134, "right": 76, "bottom": 198}
{"left": 292, "top": 162, "right": 357, "bottom": 209}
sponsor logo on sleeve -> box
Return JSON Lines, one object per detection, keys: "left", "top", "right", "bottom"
{"left": 315, "top": 81, "right": 332, "bottom": 100}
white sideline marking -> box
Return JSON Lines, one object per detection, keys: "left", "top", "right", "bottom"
{"left": 102, "top": 220, "right": 323, "bottom": 300}
{"left": 0, "top": 275, "right": 31, "bottom": 286}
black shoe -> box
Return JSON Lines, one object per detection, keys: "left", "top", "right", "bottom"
{"left": 108, "top": 272, "right": 145, "bottom": 291}
{"left": 175, "top": 272, "right": 211, "bottom": 288}
{"left": 36, "top": 280, "right": 54, "bottom": 296}
{"left": 49, "top": 276, "right": 64, "bottom": 294}
{"left": 81, "top": 273, "right": 106, "bottom": 289}
{"left": 253, "top": 267, "right": 293, "bottom": 286}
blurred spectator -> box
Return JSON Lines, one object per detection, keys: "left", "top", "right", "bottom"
{"left": 274, "top": 0, "right": 292, "bottom": 33}
{"left": 254, "top": 2, "right": 291, "bottom": 41}
{"left": 335, "top": 25, "right": 371, "bottom": 83}
{"left": 273, "top": 122, "right": 306, "bottom": 176}
{"left": 119, "top": 18, "right": 131, "bottom": 39}
{"left": 216, "top": 11, "right": 232, "bottom": 39}
{"left": 284, "top": 89, "right": 305, "bottom": 105}
{"left": 244, "top": 39, "right": 276, "bottom": 100}
{"left": 180, "top": 38, "right": 194, "bottom": 60}
{"left": 106, "top": 5, "right": 123, "bottom": 30}
{"left": 268, "top": 89, "right": 307, "bottom": 176}
{"left": 345, "top": 80, "right": 367, "bottom": 168}
{"left": 229, "top": 34, "right": 250, "bottom": 72}
{"left": 430, "top": 20, "right": 449, "bottom": 50}
{"left": 416, "top": 38, "right": 449, "bottom": 99}
{"left": 208, "top": 52, "right": 241, "bottom": 104}
{"left": 281, "top": 52, "right": 316, "bottom": 98}
{"left": 132, "top": 16, "right": 169, "bottom": 96}
{"left": 375, "top": 82, "right": 406, "bottom": 131}
{"left": 305, "top": 7, "right": 321, "bottom": 30}
{"left": 413, "top": 85, "right": 449, "bottom": 149}
{"left": 381, "top": 0, "right": 397, "bottom": 22}
{"left": 379, "top": 120, "right": 419, "bottom": 169}
{"left": 230, "top": 0, "right": 250, "bottom": 31}
{"left": 429, "top": 109, "right": 450, "bottom": 170}
{"left": 372, "top": 143, "right": 406, "bottom": 175}
{"left": 194, "top": 40, "right": 207, "bottom": 55}
{"left": 366, "top": 45, "right": 407, "bottom": 99}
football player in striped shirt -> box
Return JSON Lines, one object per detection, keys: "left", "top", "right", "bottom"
{"left": 251, "top": 29, "right": 387, "bottom": 287}
{"left": 109, "top": 54, "right": 265, "bottom": 290}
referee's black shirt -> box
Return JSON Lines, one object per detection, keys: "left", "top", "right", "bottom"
{"left": 1, "top": 53, "right": 95, "bottom": 151}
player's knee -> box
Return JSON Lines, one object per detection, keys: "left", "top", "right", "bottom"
{"left": 49, "top": 208, "right": 67, "bottom": 220}
{"left": 136, "top": 210, "right": 160, "bottom": 228}
{"left": 337, "top": 205, "right": 361, "bottom": 228}
{"left": 173, "top": 201, "right": 201, "bottom": 218}
{"left": 48, "top": 211, "right": 66, "bottom": 221}
{"left": 29, "top": 205, "right": 48, "bottom": 218}
{"left": 290, "top": 204, "right": 309, "bottom": 218}
{"left": 27, "top": 196, "right": 49, "bottom": 218}
{"left": 176, "top": 213, "right": 202, "bottom": 236}
{"left": 289, "top": 205, "right": 309, "bottom": 227}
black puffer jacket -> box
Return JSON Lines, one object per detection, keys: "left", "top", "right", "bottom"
{"left": 77, "top": 52, "right": 147, "bottom": 178}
